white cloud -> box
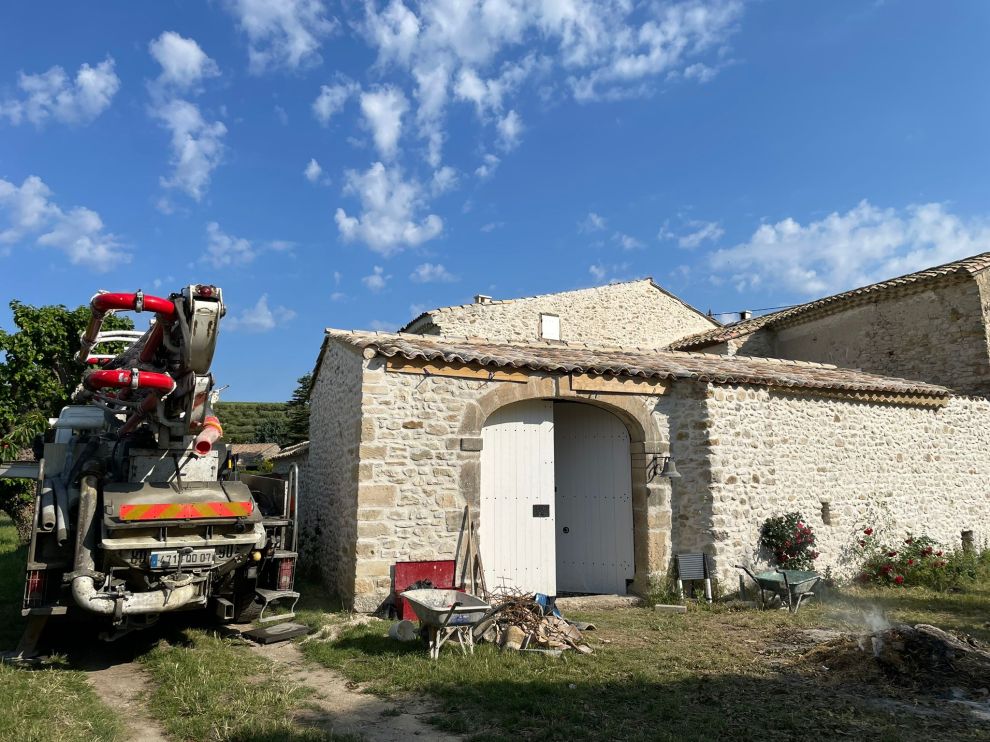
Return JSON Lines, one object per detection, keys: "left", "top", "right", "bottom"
{"left": 678, "top": 220, "right": 724, "bottom": 249}
{"left": 410, "top": 262, "right": 458, "bottom": 283}
{"left": 204, "top": 222, "right": 255, "bottom": 267}
{"left": 335, "top": 162, "right": 443, "bottom": 254}
{"left": 496, "top": 109, "right": 523, "bottom": 151}
{"left": 0, "top": 175, "right": 127, "bottom": 270}
{"left": 330, "top": 291, "right": 347, "bottom": 301}
{"left": 683, "top": 62, "right": 718, "bottom": 84}
{"left": 147, "top": 34, "right": 225, "bottom": 203}
{"left": 613, "top": 232, "right": 643, "bottom": 250}
{"left": 580, "top": 211, "right": 607, "bottom": 233}
{"left": 360, "top": 86, "right": 409, "bottom": 159}
{"left": 0, "top": 58, "right": 119, "bottom": 126}
{"left": 709, "top": 200, "right": 990, "bottom": 298}
{"left": 588, "top": 261, "right": 631, "bottom": 284}
{"left": 226, "top": 294, "right": 296, "bottom": 332}
{"left": 153, "top": 99, "right": 227, "bottom": 201}
{"left": 474, "top": 153, "right": 499, "bottom": 179}
{"left": 304, "top": 157, "right": 323, "bottom": 182}
{"left": 312, "top": 79, "right": 358, "bottom": 125}
{"left": 225, "top": 0, "right": 337, "bottom": 72}
{"left": 361, "top": 0, "right": 743, "bottom": 142}
{"left": 149, "top": 32, "right": 220, "bottom": 89}
{"left": 431, "top": 165, "right": 457, "bottom": 194}
{"left": 361, "top": 265, "right": 390, "bottom": 292}
{"left": 480, "top": 221, "right": 503, "bottom": 232}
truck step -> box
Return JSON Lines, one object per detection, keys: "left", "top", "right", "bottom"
{"left": 254, "top": 588, "right": 300, "bottom": 623}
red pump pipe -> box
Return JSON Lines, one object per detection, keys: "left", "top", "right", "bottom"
{"left": 83, "top": 369, "right": 176, "bottom": 395}
{"left": 77, "top": 291, "right": 177, "bottom": 364}
{"left": 91, "top": 292, "right": 177, "bottom": 318}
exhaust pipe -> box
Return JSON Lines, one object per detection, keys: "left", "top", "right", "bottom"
{"left": 71, "top": 473, "right": 205, "bottom": 616}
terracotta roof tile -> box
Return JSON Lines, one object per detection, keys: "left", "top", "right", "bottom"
{"left": 324, "top": 329, "right": 950, "bottom": 401}
{"left": 270, "top": 441, "right": 309, "bottom": 460}
{"left": 669, "top": 251, "right": 990, "bottom": 351}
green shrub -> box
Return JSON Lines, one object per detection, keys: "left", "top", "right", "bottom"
{"left": 759, "top": 512, "right": 819, "bottom": 570}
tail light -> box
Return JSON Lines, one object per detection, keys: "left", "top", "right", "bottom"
{"left": 25, "top": 570, "right": 46, "bottom": 608}
{"left": 277, "top": 558, "right": 295, "bottom": 591}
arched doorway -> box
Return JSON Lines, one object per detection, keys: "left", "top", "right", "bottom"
{"left": 479, "top": 399, "right": 634, "bottom": 595}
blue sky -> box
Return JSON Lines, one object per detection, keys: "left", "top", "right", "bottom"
{"left": 2, "top": 1, "right": 990, "bottom": 401}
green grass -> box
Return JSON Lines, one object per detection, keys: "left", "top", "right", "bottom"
{"left": 836, "top": 582, "right": 990, "bottom": 642}
{"left": 0, "top": 515, "right": 123, "bottom": 742}
{"left": 299, "top": 592, "right": 990, "bottom": 742}
{"left": 140, "top": 630, "right": 355, "bottom": 742}
{"left": 0, "top": 662, "right": 122, "bottom": 742}
{"left": 0, "top": 513, "right": 27, "bottom": 648}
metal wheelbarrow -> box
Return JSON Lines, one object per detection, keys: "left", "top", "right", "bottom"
{"left": 735, "top": 566, "right": 820, "bottom": 613}
{"left": 401, "top": 588, "right": 491, "bottom": 659}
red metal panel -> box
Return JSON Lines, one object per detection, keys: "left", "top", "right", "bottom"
{"left": 393, "top": 560, "right": 456, "bottom": 620}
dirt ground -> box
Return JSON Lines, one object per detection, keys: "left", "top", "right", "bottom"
{"left": 249, "top": 640, "right": 460, "bottom": 742}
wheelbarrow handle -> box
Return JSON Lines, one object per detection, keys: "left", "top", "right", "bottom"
{"left": 440, "top": 601, "right": 463, "bottom": 629}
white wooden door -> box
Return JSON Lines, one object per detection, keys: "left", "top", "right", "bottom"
{"left": 480, "top": 400, "right": 556, "bottom": 595}
{"left": 554, "top": 403, "right": 634, "bottom": 594}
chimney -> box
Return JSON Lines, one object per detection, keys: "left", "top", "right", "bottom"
{"left": 474, "top": 294, "right": 492, "bottom": 304}
{"left": 739, "top": 310, "right": 753, "bottom": 321}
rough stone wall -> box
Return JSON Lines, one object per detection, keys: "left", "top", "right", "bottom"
{"left": 305, "top": 341, "right": 364, "bottom": 601}
{"left": 337, "top": 356, "right": 676, "bottom": 611}
{"left": 423, "top": 280, "right": 716, "bottom": 348}
{"left": 350, "top": 357, "right": 486, "bottom": 611}
{"left": 701, "top": 385, "right": 990, "bottom": 586}
{"left": 772, "top": 280, "right": 990, "bottom": 395}
{"left": 702, "top": 332, "right": 776, "bottom": 358}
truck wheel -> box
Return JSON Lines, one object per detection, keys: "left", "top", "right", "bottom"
{"left": 234, "top": 591, "right": 264, "bottom": 622}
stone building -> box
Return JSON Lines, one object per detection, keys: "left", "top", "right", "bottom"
{"left": 401, "top": 278, "right": 718, "bottom": 348}
{"left": 669, "top": 253, "right": 990, "bottom": 396}
{"left": 302, "top": 261, "right": 990, "bottom": 611}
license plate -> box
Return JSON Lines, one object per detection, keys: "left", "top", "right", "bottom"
{"left": 149, "top": 549, "right": 215, "bottom": 569}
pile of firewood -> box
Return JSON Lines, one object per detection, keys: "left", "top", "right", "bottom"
{"left": 474, "top": 591, "right": 593, "bottom": 654}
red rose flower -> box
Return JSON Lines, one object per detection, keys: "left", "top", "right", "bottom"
{"left": 887, "top": 551, "right": 898, "bottom": 558}
{"left": 904, "top": 537, "right": 913, "bottom": 545}
{"left": 907, "top": 558, "right": 914, "bottom": 566}
{"left": 935, "top": 551, "right": 943, "bottom": 557}
{"left": 894, "top": 575, "right": 905, "bottom": 585}
{"left": 864, "top": 528, "right": 874, "bottom": 536}
{"left": 881, "top": 564, "right": 893, "bottom": 574}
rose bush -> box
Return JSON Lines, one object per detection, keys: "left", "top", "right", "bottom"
{"left": 759, "top": 512, "right": 819, "bottom": 570}
{"left": 854, "top": 527, "right": 988, "bottom": 590}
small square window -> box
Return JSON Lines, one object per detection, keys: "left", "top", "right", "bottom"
{"left": 540, "top": 313, "right": 560, "bottom": 340}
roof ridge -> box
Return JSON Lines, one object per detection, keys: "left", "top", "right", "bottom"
{"left": 397, "top": 276, "right": 720, "bottom": 333}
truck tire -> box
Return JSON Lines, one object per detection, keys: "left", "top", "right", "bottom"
{"left": 234, "top": 591, "right": 264, "bottom": 623}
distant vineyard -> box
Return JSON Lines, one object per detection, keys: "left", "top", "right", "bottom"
{"left": 215, "top": 401, "right": 289, "bottom": 443}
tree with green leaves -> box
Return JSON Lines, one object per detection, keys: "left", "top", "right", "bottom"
{"left": 284, "top": 373, "right": 311, "bottom": 445}
{"left": 0, "top": 300, "right": 132, "bottom": 539}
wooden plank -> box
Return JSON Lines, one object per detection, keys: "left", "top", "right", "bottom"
{"left": 570, "top": 372, "right": 668, "bottom": 396}
{"left": 385, "top": 357, "right": 529, "bottom": 383}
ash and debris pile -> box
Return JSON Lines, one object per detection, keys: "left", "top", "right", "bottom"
{"left": 805, "top": 623, "right": 990, "bottom": 697}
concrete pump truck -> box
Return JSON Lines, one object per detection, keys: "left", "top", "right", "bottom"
{"left": 0, "top": 285, "right": 299, "bottom": 649}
